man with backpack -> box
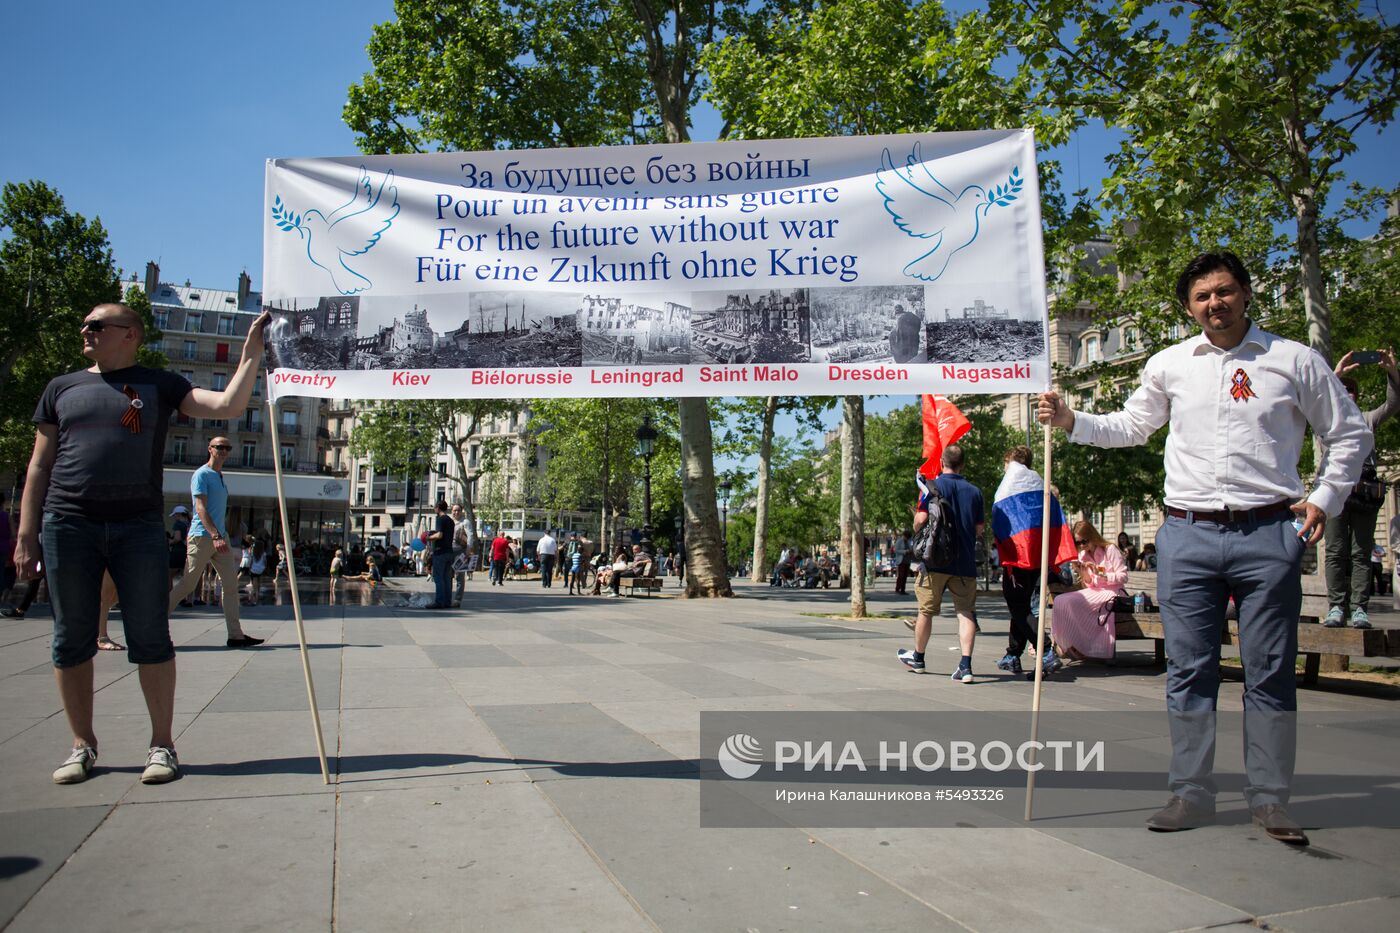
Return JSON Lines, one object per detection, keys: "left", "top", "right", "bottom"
{"left": 898, "top": 444, "right": 985, "bottom": 683}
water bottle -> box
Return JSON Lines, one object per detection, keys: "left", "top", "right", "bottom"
{"left": 1133, "top": 591, "right": 1146, "bottom": 613}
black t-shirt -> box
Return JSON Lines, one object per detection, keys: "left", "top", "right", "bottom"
{"left": 34, "top": 366, "right": 192, "bottom": 522}
{"left": 433, "top": 513, "right": 455, "bottom": 554}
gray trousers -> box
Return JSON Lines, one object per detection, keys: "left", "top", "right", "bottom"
{"left": 1157, "top": 513, "right": 1302, "bottom": 808}
{"left": 1324, "top": 507, "right": 1380, "bottom": 613}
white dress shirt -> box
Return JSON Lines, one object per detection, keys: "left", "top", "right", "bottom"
{"left": 536, "top": 533, "right": 558, "bottom": 557}
{"left": 1068, "top": 322, "right": 1371, "bottom": 517}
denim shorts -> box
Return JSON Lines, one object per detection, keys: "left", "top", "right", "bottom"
{"left": 42, "top": 510, "right": 175, "bottom": 667}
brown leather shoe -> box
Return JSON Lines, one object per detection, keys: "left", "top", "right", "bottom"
{"left": 1251, "top": 804, "right": 1309, "bottom": 846}
{"left": 1146, "top": 796, "right": 1215, "bottom": 832}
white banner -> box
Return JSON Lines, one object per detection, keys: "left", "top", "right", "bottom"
{"left": 262, "top": 131, "right": 1050, "bottom": 400}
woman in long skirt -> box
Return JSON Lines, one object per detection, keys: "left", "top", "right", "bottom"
{"left": 1050, "top": 520, "right": 1128, "bottom": 661}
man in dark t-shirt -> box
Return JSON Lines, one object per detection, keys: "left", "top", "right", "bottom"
{"left": 898, "top": 444, "right": 985, "bottom": 683}
{"left": 15, "top": 301, "right": 270, "bottom": 787}
{"left": 426, "top": 501, "right": 455, "bottom": 609}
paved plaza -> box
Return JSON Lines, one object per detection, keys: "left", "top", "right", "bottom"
{"left": 1, "top": 577, "right": 1396, "bottom": 932}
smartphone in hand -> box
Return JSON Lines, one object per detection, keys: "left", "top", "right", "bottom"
{"left": 1352, "top": 350, "right": 1382, "bottom": 364}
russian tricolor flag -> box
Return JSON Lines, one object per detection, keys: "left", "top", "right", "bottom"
{"left": 992, "top": 461, "right": 1078, "bottom": 569}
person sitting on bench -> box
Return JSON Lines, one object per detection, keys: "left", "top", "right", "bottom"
{"left": 611, "top": 544, "right": 655, "bottom": 596}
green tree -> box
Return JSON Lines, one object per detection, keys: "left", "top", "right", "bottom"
{"left": 980, "top": 0, "right": 1400, "bottom": 364}
{"left": 0, "top": 181, "right": 121, "bottom": 468}
{"left": 528, "top": 397, "right": 681, "bottom": 550}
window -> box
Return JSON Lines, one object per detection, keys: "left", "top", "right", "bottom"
{"left": 154, "top": 309, "right": 170, "bottom": 329}
{"left": 173, "top": 436, "right": 188, "bottom": 462}
{"left": 186, "top": 312, "right": 203, "bottom": 332}
{"left": 359, "top": 466, "right": 369, "bottom": 483}
{"left": 215, "top": 343, "right": 229, "bottom": 363}
{"left": 1083, "top": 336, "right": 1100, "bottom": 364}
{"left": 280, "top": 445, "right": 296, "bottom": 468}
{"left": 280, "top": 409, "right": 298, "bottom": 429}
{"left": 211, "top": 373, "right": 227, "bottom": 391}
{"left": 356, "top": 489, "right": 366, "bottom": 506}
{"left": 1168, "top": 322, "right": 1184, "bottom": 341}
{"left": 218, "top": 316, "right": 235, "bottom": 335}
{"left": 243, "top": 408, "right": 260, "bottom": 432}
{"left": 468, "top": 444, "right": 480, "bottom": 469}
{"left": 241, "top": 442, "right": 257, "bottom": 467}
{"left": 180, "top": 370, "right": 195, "bottom": 385}
{"left": 253, "top": 375, "right": 263, "bottom": 397}
{"left": 182, "top": 340, "right": 197, "bottom": 359}
{"left": 338, "top": 301, "right": 353, "bottom": 325}
{"left": 1123, "top": 327, "right": 1138, "bottom": 351}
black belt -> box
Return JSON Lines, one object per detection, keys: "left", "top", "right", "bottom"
{"left": 1165, "top": 501, "right": 1292, "bottom": 524}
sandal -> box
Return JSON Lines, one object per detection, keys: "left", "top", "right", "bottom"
{"left": 97, "top": 636, "right": 125, "bottom": 651}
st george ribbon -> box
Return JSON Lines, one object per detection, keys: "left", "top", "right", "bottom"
{"left": 262, "top": 130, "right": 1050, "bottom": 401}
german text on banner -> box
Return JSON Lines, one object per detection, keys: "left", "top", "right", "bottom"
{"left": 261, "top": 131, "right": 1050, "bottom": 400}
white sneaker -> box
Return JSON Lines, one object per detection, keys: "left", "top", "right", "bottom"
{"left": 141, "top": 746, "right": 179, "bottom": 784}
{"left": 53, "top": 746, "right": 97, "bottom": 784}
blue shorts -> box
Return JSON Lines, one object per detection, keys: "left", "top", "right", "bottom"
{"left": 42, "top": 510, "right": 175, "bottom": 667}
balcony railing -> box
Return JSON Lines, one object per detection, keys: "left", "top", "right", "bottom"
{"left": 163, "top": 452, "right": 330, "bottom": 475}
{"left": 275, "top": 423, "right": 301, "bottom": 436}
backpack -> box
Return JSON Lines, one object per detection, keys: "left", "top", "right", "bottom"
{"left": 912, "top": 484, "right": 959, "bottom": 569}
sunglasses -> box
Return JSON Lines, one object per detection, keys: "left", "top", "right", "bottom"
{"left": 80, "top": 320, "right": 133, "bottom": 333}
{"left": 1074, "top": 539, "right": 1087, "bottom": 547}
{"left": 210, "top": 444, "right": 233, "bottom": 451}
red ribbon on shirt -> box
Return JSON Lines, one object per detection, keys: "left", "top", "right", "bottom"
{"left": 1229, "top": 368, "right": 1257, "bottom": 402}
{"left": 119, "top": 385, "right": 144, "bottom": 434}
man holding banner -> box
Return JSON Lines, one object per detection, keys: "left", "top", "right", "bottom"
{"left": 1039, "top": 250, "right": 1370, "bottom": 844}
{"left": 15, "top": 303, "right": 270, "bottom": 786}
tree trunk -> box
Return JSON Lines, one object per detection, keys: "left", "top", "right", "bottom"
{"left": 838, "top": 410, "right": 853, "bottom": 588}
{"left": 750, "top": 395, "right": 778, "bottom": 582}
{"left": 1293, "top": 187, "right": 1330, "bottom": 364}
{"left": 678, "top": 397, "right": 732, "bottom": 597}
{"left": 846, "top": 396, "right": 866, "bottom": 618}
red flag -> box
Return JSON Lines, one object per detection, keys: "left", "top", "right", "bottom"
{"left": 920, "top": 394, "right": 970, "bottom": 479}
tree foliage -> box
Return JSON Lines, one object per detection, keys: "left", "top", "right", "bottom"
{"left": 980, "top": 0, "right": 1400, "bottom": 364}
{"left": 0, "top": 181, "right": 121, "bottom": 470}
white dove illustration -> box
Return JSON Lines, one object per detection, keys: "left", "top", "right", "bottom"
{"left": 876, "top": 142, "right": 1019, "bottom": 282}
{"left": 273, "top": 167, "right": 400, "bottom": 295}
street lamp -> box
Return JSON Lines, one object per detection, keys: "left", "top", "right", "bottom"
{"left": 636, "top": 415, "right": 657, "bottom": 538}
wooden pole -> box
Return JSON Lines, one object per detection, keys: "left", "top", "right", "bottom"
{"left": 267, "top": 403, "right": 331, "bottom": 784}
{"left": 1024, "top": 417, "right": 1054, "bottom": 821}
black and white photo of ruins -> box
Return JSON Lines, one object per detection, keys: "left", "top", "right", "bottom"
{"left": 809, "top": 285, "right": 926, "bottom": 364}
{"left": 578, "top": 294, "right": 692, "bottom": 365}
{"left": 923, "top": 292, "right": 1045, "bottom": 363}
{"left": 690, "top": 288, "right": 810, "bottom": 364}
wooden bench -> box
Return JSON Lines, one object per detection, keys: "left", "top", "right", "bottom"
{"left": 621, "top": 576, "right": 663, "bottom": 597}
{"left": 1104, "top": 571, "right": 1396, "bottom": 684}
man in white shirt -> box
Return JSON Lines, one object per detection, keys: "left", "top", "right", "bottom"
{"left": 536, "top": 530, "right": 559, "bottom": 588}
{"left": 1040, "top": 250, "right": 1370, "bottom": 846}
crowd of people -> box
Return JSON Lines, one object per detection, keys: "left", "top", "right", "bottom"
{"left": 1, "top": 251, "right": 1396, "bottom": 847}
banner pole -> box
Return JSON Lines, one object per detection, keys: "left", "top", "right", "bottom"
{"left": 1024, "top": 415, "right": 1054, "bottom": 821}
{"left": 267, "top": 402, "right": 331, "bottom": 784}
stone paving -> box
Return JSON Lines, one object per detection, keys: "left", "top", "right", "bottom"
{"left": 0, "top": 576, "right": 1396, "bottom": 932}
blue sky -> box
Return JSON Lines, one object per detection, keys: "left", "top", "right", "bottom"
{"left": 4, "top": 1, "right": 1396, "bottom": 449}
